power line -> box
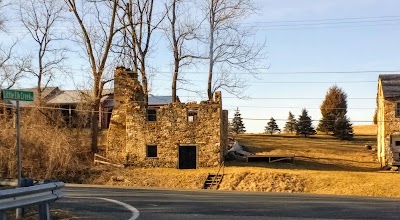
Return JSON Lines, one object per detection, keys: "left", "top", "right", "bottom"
{"left": 230, "top": 117, "right": 377, "bottom": 123}
{"left": 5, "top": 16, "right": 400, "bottom": 34}
{"left": 68, "top": 68, "right": 400, "bottom": 75}
{"left": 253, "top": 18, "right": 400, "bottom": 28}
{"left": 256, "top": 22, "right": 400, "bottom": 31}
{"left": 239, "top": 15, "right": 400, "bottom": 25}
{"left": 223, "top": 97, "right": 376, "bottom": 100}
{"left": 224, "top": 105, "right": 374, "bottom": 110}
{"left": 154, "top": 78, "right": 377, "bottom": 84}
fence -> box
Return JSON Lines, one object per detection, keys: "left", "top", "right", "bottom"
{"left": 0, "top": 182, "right": 64, "bottom": 220}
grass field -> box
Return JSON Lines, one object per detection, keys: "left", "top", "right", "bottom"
{"left": 89, "top": 125, "right": 400, "bottom": 198}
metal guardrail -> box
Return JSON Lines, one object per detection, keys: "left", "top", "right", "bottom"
{"left": 0, "top": 182, "right": 64, "bottom": 220}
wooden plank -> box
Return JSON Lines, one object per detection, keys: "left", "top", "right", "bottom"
{"left": 246, "top": 154, "right": 295, "bottom": 164}
{"left": 247, "top": 154, "right": 295, "bottom": 158}
{"left": 94, "top": 159, "right": 125, "bottom": 168}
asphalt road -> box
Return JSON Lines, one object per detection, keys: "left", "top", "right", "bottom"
{"left": 53, "top": 185, "right": 400, "bottom": 220}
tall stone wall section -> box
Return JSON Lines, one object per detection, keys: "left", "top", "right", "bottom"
{"left": 107, "top": 67, "right": 144, "bottom": 163}
{"left": 107, "top": 67, "right": 226, "bottom": 167}
{"left": 377, "top": 81, "right": 386, "bottom": 165}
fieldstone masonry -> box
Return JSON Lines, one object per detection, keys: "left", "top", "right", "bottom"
{"left": 107, "top": 67, "right": 228, "bottom": 168}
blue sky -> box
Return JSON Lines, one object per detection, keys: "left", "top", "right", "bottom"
{"left": 2, "top": 0, "right": 400, "bottom": 133}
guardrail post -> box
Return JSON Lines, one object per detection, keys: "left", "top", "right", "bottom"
{"left": 0, "top": 212, "right": 6, "bottom": 220}
{"left": 38, "top": 203, "right": 50, "bottom": 220}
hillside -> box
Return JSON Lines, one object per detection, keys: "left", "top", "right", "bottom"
{"left": 86, "top": 127, "right": 400, "bottom": 198}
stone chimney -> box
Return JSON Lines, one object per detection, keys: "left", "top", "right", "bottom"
{"left": 113, "top": 66, "right": 143, "bottom": 109}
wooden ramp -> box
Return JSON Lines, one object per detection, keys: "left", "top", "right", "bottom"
{"left": 203, "top": 161, "right": 225, "bottom": 189}
{"left": 246, "top": 154, "right": 295, "bottom": 164}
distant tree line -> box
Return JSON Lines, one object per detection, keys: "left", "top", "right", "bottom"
{"left": 264, "top": 85, "right": 353, "bottom": 140}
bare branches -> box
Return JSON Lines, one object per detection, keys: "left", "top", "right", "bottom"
{"left": 203, "top": 0, "right": 266, "bottom": 99}
{"left": 164, "top": 0, "right": 205, "bottom": 102}
{"left": 65, "top": 0, "right": 120, "bottom": 153}
{"left": 0, "top": 41, "right": 27, "bottom": 89}
{"left": 18, "top": 0, "right": 68, "bottom": 103}
{"left": 0, "top": 0, "right": 9, "bottom": 31}
{"left": 114, "top": 0, "right": 167, "bottom": 105}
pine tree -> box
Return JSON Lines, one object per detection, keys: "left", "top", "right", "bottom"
{"left": 265, "top": 117, "right": 280, "bottom": 135}
{"left": 284, "top": 111, "right": 296, "bottom": 133}
{"left": 333, "top": 114, "right": 354, "bottom": 140}
{"left": 295, "top": 108, "right": 316, "bottom": 137}
{"left": 318, "top": 85, "right": 348, "bottom": 133}
{"left": 231, "top": 107, "right": 246, "bottom": 134}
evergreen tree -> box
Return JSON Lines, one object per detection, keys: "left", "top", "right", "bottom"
{"left": 318, "top": 85, "right": 348, "bottom": 133}
{"left": 333, "top": 114, "right": 354, "bottom": 140}
{"left": 284, "top": 111, "right": 296, "bottom": 133}
{"left": 295, "top": 108, "right": 316, "bottom": 137}
{"left": 231, "top": 107, "right": 246, "bottom": 134}
{"left": 265, "top": 117, "right": 280, "bottom": 135}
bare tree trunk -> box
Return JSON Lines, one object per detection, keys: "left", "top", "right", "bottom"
{"left": 202, "top": 0, "right": 265, "bottom": 98}
{"left": 91, "top": 99, "right": 100, "bottom": 153}
{"left": 207, "top": 0, "right": 215, "bottom": 100}
{"left": 172, "top": 64, "right": 178, "bottom": 102}
{"left": 141, "top": 61, "right": 148, "bottom": 106}
{"left": 171, "top": 0, "right": 178, "bottom": 103}
{"left": 65, "top": 0, "right": 119, "bottom": 154}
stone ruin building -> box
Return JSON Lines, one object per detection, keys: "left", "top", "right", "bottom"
{"left": 377, "top": 74, "right": 400, "bottom": 167}
{"left": 106, "top": 67, "right": 229, "bottom": 169}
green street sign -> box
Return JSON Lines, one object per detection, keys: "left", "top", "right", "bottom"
{"left": 1, "top": 89, "right": 34, "bottom": 102}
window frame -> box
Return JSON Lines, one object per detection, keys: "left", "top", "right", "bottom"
{"left": 187, "top": 109, "right": 198, "bottom": 122}
{"left": 146, "top": 108, "right": 157, "bottom": 121}
{"left": 146, "top": 144, "right": 158, "bottom": 158}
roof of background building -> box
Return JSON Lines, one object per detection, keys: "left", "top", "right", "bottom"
{"left": 379, "top": 74, "right": 400, "bottom": 98}
{"left": 2, "top": 87, "right": 173, "bottom": 106}
{"left": 148, "top": 95, "right": 173, "bottom": 106}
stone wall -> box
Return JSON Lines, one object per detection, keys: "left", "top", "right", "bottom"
{"left": 107, "top": 67, "right": 227, "bottom": 167}
{"left": 106, "top": 67, "right": 144, "bottom": 163}
{"left": 377, "top": 78, "right": 400, "bottom": 166}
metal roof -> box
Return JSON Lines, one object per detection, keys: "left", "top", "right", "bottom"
{"left": 379, "top": 74, "right": 400, "bottom": 98}
{"left": 46, "top": 89, "right": 114, "bottom": 105}
{"left": 2, "top": 87, "right": 172, "bottom": 106}
{"left": 148, "top": 95, "right": 173, "bottom": 105}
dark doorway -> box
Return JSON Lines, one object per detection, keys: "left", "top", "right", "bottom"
{"left": 179, "top": 146, "right": 197, "bottom": 169}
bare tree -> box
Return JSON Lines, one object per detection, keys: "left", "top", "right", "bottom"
{"left": 0, "top": 0, "right": 26, "bottom": 89}
{"left": 164, "top": 0, "right": 203, "bottom": 102}
{"left": 65, "top": 0, "right": 120, "bottom": 153}
{"left": 0, "top": 42, "right": 26, "bottom": 89}
{"left": 0, "top": 0, "right": 9, "bottom": 31}
{"left": 115, "top": 0, "right": 166, "bottom": 105}
{"left": 18, "top": 0, "right": 67, "bottom": 104}
{"left": 203, "top": 0, "right": 265, "bottom": 99}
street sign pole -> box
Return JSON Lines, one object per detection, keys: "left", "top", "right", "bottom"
{"left": 1, "top": 90, "right": 33, "bottom": 220}
{"left": 15, "top": 100, "right": 23, "bottom": 219}
{"left": 16, "top": 100, "right": 21, "bottom": 187}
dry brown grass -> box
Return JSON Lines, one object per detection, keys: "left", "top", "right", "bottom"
{"left": 88, "top": 129, "right": 400, "bottom": 198}
{"left": 0, "top": 109, "right": 91, "bottom": 181}
{"left": 353, "top": 124, "right": 377, "bottom": 135}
